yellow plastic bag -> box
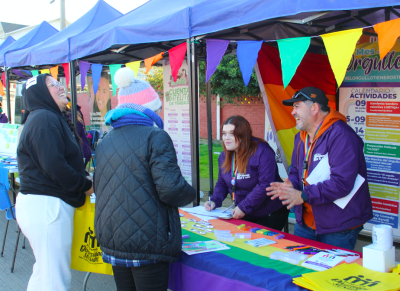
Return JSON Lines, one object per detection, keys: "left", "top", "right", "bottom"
{"left": 298, "top": 263, "right": 400, "bottom": 291}
{"left": 71, "top": 196, "right": 113, "bottom": 275}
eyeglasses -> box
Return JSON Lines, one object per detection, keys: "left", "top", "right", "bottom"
{"left": 293, "top": 91, "right": 314, "bottom": 102}
{"left": 47, "top": 80, "right": 63, "bottom": 89}
{"left": 155, "top": 106, "right": 162, "bottom": 114}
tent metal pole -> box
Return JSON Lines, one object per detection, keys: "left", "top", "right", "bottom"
{"left": 5, "top": 68, "right": 11, "bottom": 124}
{"left": 205, "top": 67, "right": 214, "bottom": 197}
{"left": 385, "top": 7, "right": 391, "bottom": 21}
{"left": 187, "top": 38, "right": 200, "bottom": 206}
{"left": 69, "top": 61, "right": 77, "bottom": 127}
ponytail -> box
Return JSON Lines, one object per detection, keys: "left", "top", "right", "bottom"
{"left": 62, "top": 111, "right": 82, "bottom": 145}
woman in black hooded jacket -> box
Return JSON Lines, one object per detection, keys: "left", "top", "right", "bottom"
{"left": 16, "top": 74, "right": 93, "bottom": 291}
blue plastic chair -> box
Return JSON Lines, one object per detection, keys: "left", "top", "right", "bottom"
{"left": 0, "top": 187, "right": 24, "bottom": 273}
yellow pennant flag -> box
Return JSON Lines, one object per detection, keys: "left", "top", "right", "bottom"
{"left": 374, "top": 18, "right": 400, "bottom": 60}
{"left": 50, "top": 66, "right": 59, "bottom": 80}
{"left": 321, "top": 28, "right": 362, "bottom": 88}
{"left": 125, "top": 61, "right": 141, "bottom": 78}
{"left": 40, "top": 69, "right": 50, "bottom": 75}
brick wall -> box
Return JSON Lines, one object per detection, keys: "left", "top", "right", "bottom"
{"left": 76, "top": 92, "right": 265, "bottom": 139}
{"left": 199, "top": 95, "right": 266, "bottom": 140}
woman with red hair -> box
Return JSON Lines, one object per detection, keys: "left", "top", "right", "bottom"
{"left": 205, "top": 115, "right": 288, "bottom": 230}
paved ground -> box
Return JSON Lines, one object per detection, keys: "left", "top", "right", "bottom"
{"left": 0, "top": 190, "right": 117, "bottom": 291}
{"left": 1, "top": 190, "right": 399, "bottom": 290}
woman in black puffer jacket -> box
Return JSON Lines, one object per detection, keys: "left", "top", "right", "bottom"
{"left": 94, "top": 67, "right": 195, "bottom": 291}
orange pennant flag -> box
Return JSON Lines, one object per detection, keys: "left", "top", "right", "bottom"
{"left": 50, "top": 65, "right": 59, "bottom": 80}
{"left": 0, "top": 82, "right": 4, "bottom": 96}
{"left": 374, "top": 18, "right": 400, "bottom": 60}
{"left": 144, "top": 52, "right": 164, "bottom": 74}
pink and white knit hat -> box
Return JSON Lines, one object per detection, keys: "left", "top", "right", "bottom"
{"left": 114, "top": 67, "right": 162, "bottom": 111}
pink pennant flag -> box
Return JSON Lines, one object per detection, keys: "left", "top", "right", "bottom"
{"left": 169, "top": 43, "right": 187, "bottom": 82}
{"left": 62, "top": 63, "right": 70, "bottom": 88}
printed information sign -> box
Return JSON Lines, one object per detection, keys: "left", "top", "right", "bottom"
{"left": 163, "top": 60, "right": 192, "bottom": 184}
{"left": 339, "top": 88, "right": 400, "bottom": 237}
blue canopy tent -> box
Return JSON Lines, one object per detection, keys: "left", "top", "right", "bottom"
{"left": 0, "top": 36, "right": 15, "bottom": 52}
{"left": 0, "top": 21, "right": 58, "bottom": 67}
{"left": 3, "top": 0, "right": 123, "bottom": 126}
{"left": 5, "top": 0, "right": 123, "bottom": 67}
{"left": 0, "top": 21, "right": 58, "bottom": 123}
{"left": 64, "top": 0, "right": 400, "bottom": 206}
{"left": 68, "top": 0, "right": 198, "bottom": 63}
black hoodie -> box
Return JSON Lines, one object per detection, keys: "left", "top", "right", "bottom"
{"left": 17, "top": 74, "right": 92, "bottom": 207}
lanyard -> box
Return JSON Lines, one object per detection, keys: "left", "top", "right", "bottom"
{"left": 302, "top": 122, "right": 323, "bottom": 188}
{"left": 231, "top": 152, "right": 238, "bottom": 204}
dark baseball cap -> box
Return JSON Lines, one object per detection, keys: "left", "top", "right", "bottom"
{"left": 282, "top": 87, "right": 329, "bottom": 106}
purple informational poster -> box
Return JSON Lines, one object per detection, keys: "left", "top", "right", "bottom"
{"left": 339, "top": 35, "right": 400, "bottom": 238}
{"left": 163, "top": 60, "right": 191, "bottom": 185}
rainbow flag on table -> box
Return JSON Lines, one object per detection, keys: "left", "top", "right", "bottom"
{"left": 256, "top": 43, "right": 336, "bottom": 171}
{"left": 169, "top": 211, "right": 363, "bottom": 291}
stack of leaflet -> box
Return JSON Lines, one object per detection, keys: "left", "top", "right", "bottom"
{"left": 293, "top": 263, "right": 400, "bottom": 291}
{"left": 182, "top": 241, "right": 230, "bottom": 255}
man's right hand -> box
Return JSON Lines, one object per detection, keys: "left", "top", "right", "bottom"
{"left": 204, "top": 201, "right": 216, "bottom": 211}
{"left": 266, "top": 178, "right": 294, "bottom": 200}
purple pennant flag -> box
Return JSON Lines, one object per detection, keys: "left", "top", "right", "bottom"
{"left": 79, "top": 60, "right": 91, "bottom": 90}
{"left": 91, "top": 63, "right": 103, "bottom": 95}
{"left": 12, "top": 69, "right": 31, "bottom": 79}
{"left": 206, "top": 39, "right": 230, "bottom": 83}
{"left": 237, "top": 40, "right": 263, "bottom": 86}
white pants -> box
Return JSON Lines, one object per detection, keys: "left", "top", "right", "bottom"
{"left": 16, "top": 193, "right": 75, "bottom": 291}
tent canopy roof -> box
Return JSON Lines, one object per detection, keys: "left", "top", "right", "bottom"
{"left": 0, "top": 21, "right": 58, "bottom": 66}
{"left": 0, "top": 36, "right": 15, "bottom": 52}
{"left": 6, "top": 0, "right": 123, "bottom": 68}
{"left": 68, "top": 0, "right": 400, "bottom": 64}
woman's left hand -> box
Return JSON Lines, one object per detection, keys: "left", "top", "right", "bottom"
{"left": 232, "top": 206, "right": 245, "bottom": 219}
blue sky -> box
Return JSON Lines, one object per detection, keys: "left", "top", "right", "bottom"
{"left": 0, "top": 0, "right": 148, "bottom": 26}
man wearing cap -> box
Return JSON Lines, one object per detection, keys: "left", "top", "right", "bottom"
{"left": 267, "top": 87, "right": 373, "bottom": 250}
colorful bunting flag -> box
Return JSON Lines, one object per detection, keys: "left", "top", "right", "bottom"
{"left": 40, "top": 69, "right": 50, "bottom": 75}
{"left": 277, "top": 37, "right": 311, "bottom": 89}
{"left": 237, "top": 40, "right": 263, "bottom": 86}
{"left": 91, "top": 63, "right": 104, "bottom": 95}
{"left": 0, "top": 73, "right": 4, "bottom": 96}
{"left": 12, "top": 69, "right": 30, "bottom": 79}
{"left": 62, "top": 63, "right": 70, "bottom": 88}
{"left": 144, "top": 52, "right": 164, "bottom": 74}
{"left": 108, "top": 64, "right": 122, "bottom": 96}
{"left": 257, "top": 43, "right": 336, "bottom": 167}
{"left": 31, "top": 70, "right": 39, "bottom": 77}
{"left": 125, "top": 61, "right": 141, "bottom": 78}
{"left": 50, "top": 65, "right": 59, "bottom": 80}
{"left": 79, "top": 61, "right": 91, "bottom": 90}
{"left": 169, "top": 42, "right": 187, "bottom": 82}
{"left": 206, "top": 39, "right": 229, "bottom": 83}
{"left": 1, "top": 72, "right": 5, "bottom": 88}
{"left": 374, "top": 18, "right": 400, "bottom": 60}
{"left": 321, "top": 28, "right": 362, "bottom": 88}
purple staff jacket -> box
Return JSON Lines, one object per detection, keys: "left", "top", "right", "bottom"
{"left": 69, "top": 107, "right": 91, "bottom": 165}
{"left": 289, "top": 121, "right": 373, "bottom": 234}
{"left": 211, "top": 140, "right": 284, "bottom": 219}
{"left": 0, "top": 113, "right": 8, "bottom": 123}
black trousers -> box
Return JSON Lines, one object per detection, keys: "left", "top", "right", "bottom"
{"left": 242, "top": 205, "right": 289, "bottom": 231}
{"left": 112, "top": 262, "right": 170, "bottom": 291}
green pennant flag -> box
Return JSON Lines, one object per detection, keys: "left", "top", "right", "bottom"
{"left": 108, "top": 64, "right": 122, "bottom": 96}
{"left": 31, "top": 70, "right": 39, "bottom": 77}
{"left": 277, "top": 37, "right": 311, "bottom": 89}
